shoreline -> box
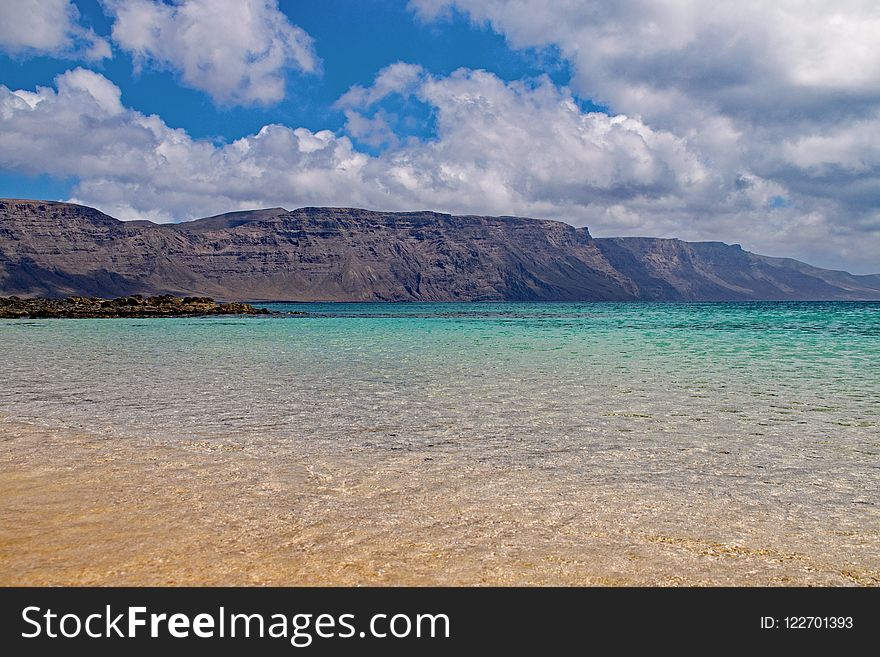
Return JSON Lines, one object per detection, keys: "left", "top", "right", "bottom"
{"left": 0, "top": 295, "right": 270, "bottom": 319}
{"left": 1, "top": 417, "right": 876, "bottom": 586}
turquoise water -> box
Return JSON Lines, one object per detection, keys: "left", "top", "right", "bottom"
{"left": 2, "top": 302, "right": 878, "bottom": 542}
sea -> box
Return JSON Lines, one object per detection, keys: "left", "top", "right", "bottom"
{"left": 1, "top": 301, "right": 878, "bottom": 584}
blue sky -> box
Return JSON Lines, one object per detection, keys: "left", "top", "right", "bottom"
{"left": 0, "top": 1, "right": 576, "bottom": 188}
{"left": 0, "top": 1, "right": 878, "bottom": 273}
{"left": 0, "top": 1, "right": 585, "bottom": 152}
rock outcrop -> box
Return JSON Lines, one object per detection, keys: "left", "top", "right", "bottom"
{"left": 1, "top": 199, "right": 878, "bottom": 301}
{"left": 0, "top": 294, "right": 269, "bottom": 319}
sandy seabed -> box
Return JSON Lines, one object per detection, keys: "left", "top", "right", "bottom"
{"left": 1, "top": 419, "right": 877, "bottom": 587}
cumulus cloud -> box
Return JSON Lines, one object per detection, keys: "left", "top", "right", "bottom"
{"left": 407, "top": 0, "right": 880, "bottom": 271}
{"left": 0, "top": 69, "right": 366, "bottom": 221}
{"left": 336, "top": 62, "right": 426, "bottom": 109}
{"left": 340, "top": 109, "right": 401, "bottom": 149}
{"left": 0, "top": 0, "right": 111, "bottom": 60}
{"left": 1, "top": 2, "right": 877, "bottom": 271}
{"left": 409, "top": 1, "right": 880, "bottom": 121}
{"left": 407, "top": 0, "right": 880, "bottom": 162}
{"left": 0, "top": 66, "right": 705, "bottom": 217}
{"left": 335, "top": 62, "right": 428, "bottom": 148}
{"left": 376, "top": 68, "right": 710, "bottom": 211}
{"left": 1, "top": 65, "right": 878, "bottom": 272}
{"left": 775, "top": 114, "right": 880, "bottom": 176}
{"left": 104, "top": 0, "right": 319, "bottom": 105}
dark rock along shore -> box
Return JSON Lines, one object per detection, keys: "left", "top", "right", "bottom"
{"left": 0, "top": 295, "right": 269, "bottom": 319}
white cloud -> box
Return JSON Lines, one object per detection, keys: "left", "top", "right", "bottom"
{"left": 0, "top": 69, "right": 368, "bottom": 221}
{"left": 336, "top": 62, "right": 426, "bottom": 109}
{"left": 1, "top": 66, "right": 879, "bottom": 273}
{"left": 104, "top": 0, "right": 319, "bottom": 105}
{"left": 409, "top": 1, "right": 880, "bottom": 120}
{"left": 778, "top": 115, "right": 880, "bottom": 174}
{"left": 335, "top": 62, "right": 428, "bottom": 149}
{"left": 406, "top": 0, "right": 880, "bottom": 271}
{"left": 374, "top": 68, "right": 710, "bottom": 211}
{"left": 1, "top": 2, "right": 876, "bottom": 272}
{"left": 407, "top": 1, "right": 880, "bottom": 168}
{"left": 341, "top": 109, "right": 401, "bottom": 149}
{"left": 54, "top": 67, "right": 125, "bottom": 115}
{"left": 0, "top": 0, "right": 110, "bottom": 60}
{"left": 0, "top": 66, "right": 706, "bottom": 216}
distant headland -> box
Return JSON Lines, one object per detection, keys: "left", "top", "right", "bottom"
{"left": 1, "top": 199, "right": 879, "bottom": 302}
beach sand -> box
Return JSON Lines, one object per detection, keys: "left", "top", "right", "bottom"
{"left": 1, "top": 419, "right": 877, "bottom": 586}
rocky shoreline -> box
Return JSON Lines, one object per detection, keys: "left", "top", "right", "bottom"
{"left": 0, "top": 295, "right": 270, "bottom": 319}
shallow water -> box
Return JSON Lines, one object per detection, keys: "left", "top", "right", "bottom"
{"left": 1, "top": 302, "right": 878, "bottom": 584}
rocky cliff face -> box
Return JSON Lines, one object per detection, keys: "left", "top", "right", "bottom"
{"left": 1, "top": 199, "right": 878, "bottom": 301}
{"left": 593, "top": 238, "right": 880, "bottom": 301}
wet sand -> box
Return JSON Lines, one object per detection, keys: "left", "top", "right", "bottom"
{"left": 1, "top": 419, "right": 877, "bottom": 586}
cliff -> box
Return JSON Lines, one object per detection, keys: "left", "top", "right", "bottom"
{"left": 1, "top": 199, "right": 878, "bottom": 301}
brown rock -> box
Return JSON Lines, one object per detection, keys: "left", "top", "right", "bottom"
{"left": 1, "top": 199, "right": 878, "bottom": 301}
{"left": 0, "top": 295, "right": 270, "bottom": 319}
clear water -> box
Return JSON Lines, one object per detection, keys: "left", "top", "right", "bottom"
{"left": 2, "top": 302, "right": 878, "bottom": 584}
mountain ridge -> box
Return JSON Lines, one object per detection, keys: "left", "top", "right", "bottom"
{"left": 1, "top": 198, "right": 878, "bottom": 301}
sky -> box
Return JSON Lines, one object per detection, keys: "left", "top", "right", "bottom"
{"left": 0, "top": 1, "right": 878, "bottom": 273}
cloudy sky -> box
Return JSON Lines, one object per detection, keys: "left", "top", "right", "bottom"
{"left": 1, "top": 1, "right": 878, "bottom": 273}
